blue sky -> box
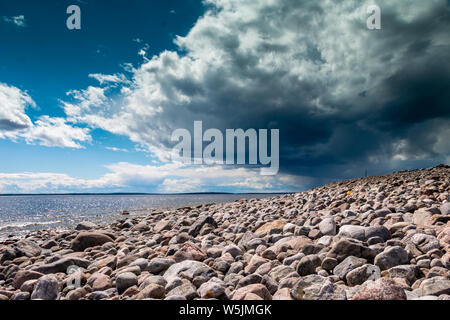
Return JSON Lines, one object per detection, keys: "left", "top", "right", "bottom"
{"left": 0, "top": 0, "right": 449, "bottom": 194}
{"left": 0, "top": 0, "right": 202, "bottom": 179}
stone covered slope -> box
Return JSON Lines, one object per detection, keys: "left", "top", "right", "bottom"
{"left": 0, "top": 164, "right": 449, "bottom": 300}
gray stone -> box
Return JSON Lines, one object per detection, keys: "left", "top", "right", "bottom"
{"left": 223, "top": 245, "right": 243, "bottom": 258}
{"left": 0, "top": 247, "right": 17, "bottom": 262}
{"left": 327, "top": 238, "right": 366, "bottom": 262}
{"left": 71, "top": 232, "right": 114, "bottom": 251}
{"left": 345, "top": 264, "right": 380, "bottom": 286}
{"left": 139, "top": 275, "right": 167, "bottom": 290}
{"left": 32, "top": 257, "right": 90, "bottom": 274}
{"left": 12, "top": 292, "right": 30, "bottom": 300}
{"left": 374, "top": 246, "right": 409, "bottom": 270}
{"left": 88, "top": 291, "right": 110, "bottom": 300}
{"left": 333, "top": 256, "right": 366, "bottom": 279}
{"left": 116, "top": 272, "right": 138, "bottom": 294}
{"left": 417, "top": 259, "right": 431, "bottom": 268}
{"left": 387, "top": 265, "right": 417, "bottom": 283}
{"left": 321, "top": 257, "right": 338, "bottom": 271}
{"left": 304, "top": 280, "right": 347, "bottom": 300}
{"left": 148, "top": 257, "right": 175, "bottom": 274}
{"left": 41, "top": 240, "right": 58, "bottom": 249}
{"left": 197, "top": 278, "right": 226, "bottom": 298}
{"left": 440, "top": 202, "right": 450, "bottom": 215}
{"left": 165, "top": 295, "right": 187, "bottom": 300}
{"left": 318, "top": 218, "right": 336, "bottom": 236}
{"left": 268, "top": 265, "right": 297, "bottom": 283}
{"left": 238, "top": 232, "right": 260, "bottom": 250}
{"left": 14, "top": 240, "right": 42, "bottom": 258}
{"left": 283, "top": 223, "right": 296, "bottom": 234}
{"left": 296, "top": 255, "right": 321, "bottom": 276}
{"left": 290, "top": 275, "right": 327, "bottom": 300}
{"left": 135, "top": 283, "right": 165, "bottom": 299}
{"left": 31, "top": 275, "right": 60, "bottom": 300}
{"left": 374, "top": 208, "right": 391, "bottom": 217}
{"left": 283, "top": 253, "right": 305, "bottom": 266}
{"left": 416, "top": 277, "right": 450, "bottom": 297}
{"left": 261, "top": 275, "right": 278, "bottom": 295}
{"left": 163, "top": 260, "right": 217, "bottom": 283}
{"left": 410, "top": 233, "right": 440, "bottom": 253}
{"left": 364, "top": 226, "right": 391, "bottom": 242}
{"left": 338, "top": 225, "right": 366, "bottom": 241}
{"left": 167, "top": 282, "right": 198, "bottom": 300}
{"left": 188, "top": 216, "right": 217, "bottom": 237}
{"left": 165, "top": 277, "right": 184, "bottom": 292}
{"left": 317, "top": 236, "right": 333, "bottom": 246}
{"left": 129, "top": 258, "right": 149, "bottom": 271}
{"left": 75, "top": 221, "right": 97, "bottom": 231}
{"left": 236, "top": 274, "right": 262, "bottom": 288}
{"left": 212, "top": 259, "right": 230, "bottom": 273}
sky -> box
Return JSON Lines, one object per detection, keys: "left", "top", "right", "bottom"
{"left": 0, "top": 0, "right": 449, "bottom": 194}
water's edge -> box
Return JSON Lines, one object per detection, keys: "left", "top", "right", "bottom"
{"left": 0, "top": 193, "right": 285, "bottom": 239}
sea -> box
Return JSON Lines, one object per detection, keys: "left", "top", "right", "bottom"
{"left": 0, "top": 193, "right": 281, "bottom": 239}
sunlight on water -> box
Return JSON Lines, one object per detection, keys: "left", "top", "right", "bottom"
{"left": 0, "top": 194, "right": 278, "bottom": 238}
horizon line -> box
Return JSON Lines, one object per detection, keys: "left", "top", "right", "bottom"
{"left": 0, "top": 191, "right": 296, "bottom": 197}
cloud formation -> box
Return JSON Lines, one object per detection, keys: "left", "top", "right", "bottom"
{"left": 2, "top": 15, "right": 26, "bottom": 27}
{"left": 0, "top": 82, "right": 91, "bottom": 148}
{"left": 0, "top": 82, "right": 34, "bottom": 131}
{"left": 59, "top": 0, "right": 449, "bottom": 185}
{"left": 0, "top": 162, "right": 308, "bottom": 193}
{"left": 1, "top": 0, "right": 448, "bottom": 193}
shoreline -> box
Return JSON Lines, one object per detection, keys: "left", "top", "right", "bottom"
{"left": 0, "top": 165, "right": 449, "bottom": 300}
{"left": 0, "top": 196, "right": 283, "bottom": 243}
{"left": 0, "top": 193, "right": 284, "bottom": 240}
{"left": 0, "top": 192, "right": 294, "bottom": 197}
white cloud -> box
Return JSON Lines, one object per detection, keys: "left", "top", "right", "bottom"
{"left": 137, "top": 44, "right": 150, "bottom": 59}
{"left": 20, "top": 116, "right": 91, "bottom": 149}
{"left": 0, "top": 162, "right": 309, "bottom": 193}
{"left": 0, "top": 82, "right": 34, "bottom": 131}
{"left": 161, "top": 178, "right": 202, "bottom": 193}
{"left": 0, "top": 82, "right": 91, "bottom": 148}
{"left": 88, "top": 73, "right": 129, "bottom": 85}
{"left": 105, "top": 146, "right": 129, "bottom": 152}
{"left": 3, "top": 15, "right": 26, "bottom": 27}
{"left": 0, "top": 172, "right": 106, "bottom": 193}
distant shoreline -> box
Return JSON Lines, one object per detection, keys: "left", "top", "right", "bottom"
{"left": 0, "top": 192, "right": 295, "bottom": 197}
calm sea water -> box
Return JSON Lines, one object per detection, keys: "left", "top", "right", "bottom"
{"left": 0, "top": 194, "right": 279, "bottom": 238}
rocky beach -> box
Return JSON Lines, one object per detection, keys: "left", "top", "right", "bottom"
{"left": 0, "top": 164, "right": 449, "bottom": 301}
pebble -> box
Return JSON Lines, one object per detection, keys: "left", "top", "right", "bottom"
{"left": 116, "top": 272, "right": 138, "bottom": 294}
{"left": 350, "top": 278, "right": 407, "bottom": 300}
{"left": 346, "top": 264, "right": 380, "bottom": 286}
{"left": 333, "top": 256, "right": 367, "bottom": 279}
{"left": 0, "top": 164, "right": 448, "bottom": 300}
{"left": 374, "top": 246, "right": 409, "bottom": 270}
{"left": 30, "top": 275, "right": 60, "bottom": 300}
{"left": 318, "top": 218, "right": 336, "bottom": 236}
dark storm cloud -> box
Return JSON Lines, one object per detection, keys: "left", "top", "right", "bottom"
{"left": 67, "top": 0, "right": 450, "bottom": 188}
